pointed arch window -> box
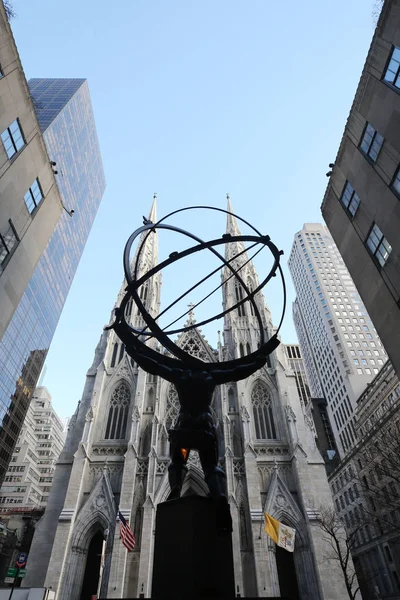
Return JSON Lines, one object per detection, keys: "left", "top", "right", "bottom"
{"left": 247, "top": 277, "right": 255, "bottom": 316}
{"left": 228, "top": 387, "right": 237, "bottom": 412}
{"left": 110, "top": 343, "right": 118, "bottom": 368}
{"left": 140, "top": 422, "right": 151, "bottom": 456}
{"left": 158, "top": 426, "right": 169, "bottom": 456}
{"left": 140, "top": 283, "right": 149, "bottom": 308}
{"left": 134, "top": 506, "right": 143, "bottom": 547}
{"left": 105, "top": 381, "right": 131, "bottom": 439}
{"left": 165, "top": 385, "right": 179, "bottom": 430}
{"left": 258, "top": 341, "right": 272, "bottom": 368}
{"left": 235, "top": 284, "right": 245, "bottom": 317}
{"left": 251, "top": 381, "right": 277, "bottom": 440}
{"left": 246, "top": 342, "right": 251, "bottom": 356}
{"left": 119, "top": 344, "right": 125, "bottom": 363}
{"left": 239, "top": 343, "right": 245, "bottom": 358}
{"left": 125, "top": 297, "right": 133, "bottom": 320}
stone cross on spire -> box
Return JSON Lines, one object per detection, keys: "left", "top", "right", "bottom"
{"left": 187, "top": 302, "right": 196, "bottom": 324}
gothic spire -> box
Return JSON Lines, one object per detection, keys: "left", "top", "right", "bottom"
{"left": 226, "top": 193, "right": 241, "bottom": 237}
{"left": 135, "top": 194, "right": 159, "bottom": 275}
{"left": 225, "top": 194, "right": 248, "bottom": 264}
{"left": 222, "top": 195, "right": 273, "bottom": 330}
{"left": 148, "top": 193, "right": 157, "bottom": 223}
{"left": 114, "top": 195, "right": 161, "bottom": 318}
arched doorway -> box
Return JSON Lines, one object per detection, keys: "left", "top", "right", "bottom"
{"left": 80, "top": 530, "right": 103, "bottom": 600}
{"left": 276, "top": 545, "right": 300, "bottom": 600}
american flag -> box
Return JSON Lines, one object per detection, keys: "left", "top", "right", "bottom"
{"left": 118, "top": 510, "right": 136, "bottom": 551}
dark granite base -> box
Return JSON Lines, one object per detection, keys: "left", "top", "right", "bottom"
{"left": 151, "top": 495, "right": 235, "bottom": 599}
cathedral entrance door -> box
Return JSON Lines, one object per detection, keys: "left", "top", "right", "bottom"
{"left": 79, "top": 530, "right": 103, "bottom": 600}
{"left": 276, "top": 545, "right": 300, "bottom": 600}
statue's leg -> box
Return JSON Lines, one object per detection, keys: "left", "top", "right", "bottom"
{"left": 200, "top": 439, "right": 232, "bottom": 534}
{"left": 167, "top": 442, "right": 188, "bottom": 500}
{"left": 199, "top": 438, "right": 226, "bottom": 499}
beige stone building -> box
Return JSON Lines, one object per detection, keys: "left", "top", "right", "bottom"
{"left": 289, "top": 223, "right": 388, "bottom": 459}
{"left": 329, "top": 360, "right": 400, "bottom": 599}
{"left": 321, "top": 0, "right": 400, "bottom": 380}
{"left": 24, "top": 199, "right": 350, "bottom": 599}
{"left": 0, "top": 1, "right": 63, "bottom": 340}
{"left": 0, "top": 387, "right": 65, "bottom": 584}
{"left": 0, "top": 386, "right": 65, "bottom": 511}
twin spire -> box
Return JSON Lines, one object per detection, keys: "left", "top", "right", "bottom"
{"left": 144, "top": 192, "right": 242, "bottom": 235}
{"left": 140, "top": 191, "right": 248, "bottom": 268}
{"left": 127, "top": 193, "right": 268, "bottom": 327}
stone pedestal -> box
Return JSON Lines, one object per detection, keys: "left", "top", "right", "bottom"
{"left": 151, "top": 495, "right": 235, "bottom": 599}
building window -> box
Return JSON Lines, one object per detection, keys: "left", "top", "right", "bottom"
{"left": 251, "top": 381, "right": 277, "bottom": 440}
{"left": 0, "top": 220, "right": 18, "bottom": 271}
{"left": 391, "top": 165, "right": 400, "bottom": 197}
{"left": 165, "top": 385, "right": 179, "bottom": 430}
{"left": 384, "top": 545, "right": 393, "bottom": 563}
{"left": 105, "top": 381, "right": 130, "bottom": 439}
{"left": 24, "top": 179, "right": 43, "bottom": 214}
{"left": 360, "top": 123, "right": 384, "bottom": 162}
{"left": 140, "top": 283, "right": 149, "bottom": 308}
{"left": 110, "top": 343, "right": 118, "bottom": 368}
{"left": 235, "top": 284, "right": 245, "bottom": 317}
{"left": 384, "top": 46, "right": 400, "bottom": 89}
{"left": 366, "top": 223, "right": 392, "bottom": 267}
{"left": 340, "top": 182, "right": 360, "bottom": 217}
{"left": 1, "top": 119, "right": 25, "bottom": 159}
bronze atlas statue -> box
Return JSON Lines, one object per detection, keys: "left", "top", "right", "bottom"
{"left": 108, "top": 205, "right": 286, "bottom": 533}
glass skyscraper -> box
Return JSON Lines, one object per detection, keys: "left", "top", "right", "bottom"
{"left": 0, "top": 79, "right": 106, "bottom": 484}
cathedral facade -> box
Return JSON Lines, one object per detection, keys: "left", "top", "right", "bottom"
{"left": 24, "top": 199, "right": 349, "bottom": 599}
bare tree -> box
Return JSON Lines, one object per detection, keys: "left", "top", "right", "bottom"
{"left": 317, "top": 507, "right": 362, "bottom": 600}
{"left": 372, "top": 0, "right": 384, "bottom": 26}
{"left": 355, "top": 420, "right": 400, "bottom": 536}
{"left": 3, "top": 0, "right": 16, "bottom": 20}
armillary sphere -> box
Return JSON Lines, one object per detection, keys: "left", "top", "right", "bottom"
{"left": 109, "top": 205, "right": 286, "bottom": 367}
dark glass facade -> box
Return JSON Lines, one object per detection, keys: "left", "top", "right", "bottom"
{"left": 0, "top": 79, "right": 106, "bottom": 484}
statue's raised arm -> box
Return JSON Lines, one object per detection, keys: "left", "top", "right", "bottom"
{"left": 211, "top": 334, "right": 280, "bottom": 385}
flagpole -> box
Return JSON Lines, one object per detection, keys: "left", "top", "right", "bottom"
{"left": 259, "top": 462, "right": 279, "bottom": 539}
{"left": 97, "top": 526, "right": 109, "bottom": 599}
{"left": 259, "top": 495, "right": 269, "bottom": 539}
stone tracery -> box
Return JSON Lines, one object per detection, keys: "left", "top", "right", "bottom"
{"left": 105, "top": 381, "right": 130, "bottom": 440}
{"left": 251, "top": 380, "right": 277, "bottom": 440}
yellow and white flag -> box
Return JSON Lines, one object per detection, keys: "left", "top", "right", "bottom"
{"left": 264, "top": 513, "right": 296, "bottom": 552}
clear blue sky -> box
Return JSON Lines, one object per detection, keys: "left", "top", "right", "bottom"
{"left": 11, "top": 0, "right": 377, "bottom": 420}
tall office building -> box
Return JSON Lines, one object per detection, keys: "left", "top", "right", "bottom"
{"left": 288, "top": 223, "right": 387, "bottom": 457}
{"left": 321, "top": 0, "right": 400, "bottom": 380}
{"left": 0, "top": 386, "right": 65, "bottom": 510}
{"left": 283, "top": 344, "right": 311, "bottom": 408}
{"left": 284, "top": 343, "right": 337, "bottom": 467}
{"left": 292, "top": 299, "right": 324, "bottom": 399}
{"left": 0, "top": 78, "right": 106, "bottom": 485}
{"left": 0, "top": 4, "right": 64, "bottom": 342}
{"left": 0, "top": 386, "right": 65, "bottom": 584}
